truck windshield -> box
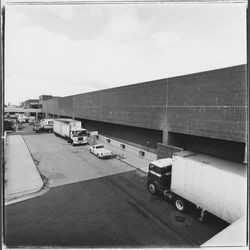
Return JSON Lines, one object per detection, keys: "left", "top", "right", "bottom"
{"left": 96, "top": 145, "right": 104, "bottom": 149}
{"left": 72, "top": 130, "right": 87, "bottom": 137}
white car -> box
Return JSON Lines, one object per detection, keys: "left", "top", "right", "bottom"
{"left": 89, "top": 144, "right": 112, "bottom": 159}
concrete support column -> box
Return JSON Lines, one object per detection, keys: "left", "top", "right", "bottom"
{"left": 244, "top": 143, "right": 248, "bottom": 163}
{"left": 162, "top": 129, "right": 169, "bottom": 145}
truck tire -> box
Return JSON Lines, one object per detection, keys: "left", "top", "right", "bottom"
{"left": 147, "top": 182, "right": 157, "bottom": 195}
{"left": 174, "top": 197, "right": 186, "bottom": 212}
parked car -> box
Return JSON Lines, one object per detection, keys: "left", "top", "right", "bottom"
{"left": 89, "top": 144, "right": 112, "bottom": 159}
{"left": 33, "top": 123, "right": 42, "bottom": 132}
{"left": 4, "top": 120, "right": 15, "bottom": 131}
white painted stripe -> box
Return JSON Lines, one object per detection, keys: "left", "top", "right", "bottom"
{"left": 149, "top": 170, "right": 161, "bottom": 177}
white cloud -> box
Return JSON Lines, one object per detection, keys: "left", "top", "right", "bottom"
{"left": 4, "top": 4, "right": 247, "bottom": 105}
{"left": 100, "top": 10, "right": 150, "bottom": 43}
{"left": 47, "top": 5, "right": 76, "bottom": 20}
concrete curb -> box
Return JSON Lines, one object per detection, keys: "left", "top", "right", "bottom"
{"left": 4, "top": 135, "right": 44, "bottom": 204}
{"left": 117, "top": 157, "right": 148, "bottom": 175}
{"left": 5, "top": 186, "right": 43, "bottom": 201}
{"left": 5, "top": 188, "right": 49, "bottom": 206}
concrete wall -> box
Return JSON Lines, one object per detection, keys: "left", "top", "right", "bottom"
{"left": 72, "top": 79, "right": 167, "bottom": 130}
{"left": 42, "top": 65, "right": 247, "bottom": 144}
{"left": 97, "top": 134, "right": 157, "bottom": 162}
{"left": 166, "top": 65, "right": 247, "bottom": 142}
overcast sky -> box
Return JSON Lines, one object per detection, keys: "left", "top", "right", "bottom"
{"left": 5, "top": 1, "right": 247, "bottom": 105}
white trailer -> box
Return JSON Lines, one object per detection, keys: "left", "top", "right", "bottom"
{"left": 171, "top": 151, "right": 247, "bottom": 223}
{"left": 147, "top": 151, "right": 247, "bottom": 224}
{"left": 53, "top": 119, "right": 88, "bottom": 146}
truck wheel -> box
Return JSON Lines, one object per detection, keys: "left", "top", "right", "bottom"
{"left": 147, "top": 183, "right": 157, "bottom": 194}
{"left": 174, "top": 197, "right": 186, "bottom": 212}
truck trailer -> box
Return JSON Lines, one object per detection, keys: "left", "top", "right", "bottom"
{"left": 53, "top": 119, "right": 88, "bottom": 146}
{"left": 147, "top": 151, "right": 247, "bottom": 224}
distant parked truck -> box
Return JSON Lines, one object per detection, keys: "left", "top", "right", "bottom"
{"left": 36, "top": 119, "right": 54, "bottom": 133}
{"left": 17, "top": 114, "right": 26, "bottom": 123}
{"left": 53, "top": 119, "right": 88, "bottom": 146}
{"left": 147, "top": 151, "right": 247, "bottom": 224}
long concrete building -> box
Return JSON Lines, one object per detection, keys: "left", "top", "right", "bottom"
{"left": 41, "top": 64, "right": 247, "bottom": 163}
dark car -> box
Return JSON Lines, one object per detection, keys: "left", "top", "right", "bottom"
{"left": 33, "top": 123, "right": 41, "bottom": 132}
{"left": 4, "top": 120, "right": 15, "bottom": 131}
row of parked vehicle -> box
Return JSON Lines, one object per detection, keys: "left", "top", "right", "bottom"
{"left": 32, "top": 118, "right": 113, "bottom": 159}
{"left": 4, "top": 115, "right": 36, "bottom": 132}
{"left": 4, "top": 119, "right": 24, "bottom": 131}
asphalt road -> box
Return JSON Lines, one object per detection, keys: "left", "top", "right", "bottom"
{"left": 4, "top": 124, "right": 229, "bottom": 247}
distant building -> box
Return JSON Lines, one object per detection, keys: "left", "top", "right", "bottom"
{"left": 24, "top": 99, "right": 40, "bottom": 109}
{"left": 39, "top": 95, "right": 53, "bottom": 102}
{"left": 4, "top": 107, "right": 42, "bottom": 120}
{"left": 39, "top": 95, "right": 54, "bottom": 118}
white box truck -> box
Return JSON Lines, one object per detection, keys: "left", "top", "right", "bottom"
{"left": 53, "top": 119, "right": 88, "bottom": 146}
{"left": 147, "top": 151, "right": 247, "bottom": 224}
{"left": 36, "top": 118, "right": 54, "bottom": 133}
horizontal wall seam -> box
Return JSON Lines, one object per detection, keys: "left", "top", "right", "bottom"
{"left": 72, "top": 105, "right": 247, "bottom": 108}
{"left": 167, "top": 106, "right": 247, "bottom": 108}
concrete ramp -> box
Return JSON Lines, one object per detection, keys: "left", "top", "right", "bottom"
{"left": 201, "top": 217, "right": 247, "bottom": 247}
{"left": 5, "top": 135, "right": 44, "bottom": 203}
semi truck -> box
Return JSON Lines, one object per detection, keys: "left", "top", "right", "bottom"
{"left": 53, "top": 119, "right": 88, "bottom": 146}
{"left": 147, "top": 151, "right": 247, "bottom": 224}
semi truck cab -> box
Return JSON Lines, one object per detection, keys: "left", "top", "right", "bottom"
{"left": 147, "top": 158, "right": 173, "bottom": 195}
{"left": 147, "top": 157, "right": 188, "bottom": 214}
